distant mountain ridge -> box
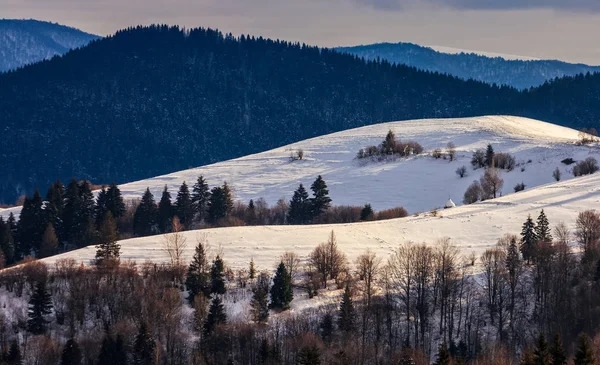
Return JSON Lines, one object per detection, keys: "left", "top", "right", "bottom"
{"left": 336, "top": 42, "right": 600, "bottom": 89}
{"left": 0, "top": 19, "right": 100, "bottom": 72}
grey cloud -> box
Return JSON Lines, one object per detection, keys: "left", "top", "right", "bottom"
{"left": 354, "top": 0, "right": 600, "bottom": 11}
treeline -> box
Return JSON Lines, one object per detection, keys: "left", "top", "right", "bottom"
{"left": 2, "top": 208, "right": 600, "bottom": 364}
{"left": 0, "top": 176, "right": 408, "bottom": 268}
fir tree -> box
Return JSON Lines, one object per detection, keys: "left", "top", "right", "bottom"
{"left": 192, "top": 175, "right": 211, "bottom": 222}
{"left": 520, "top": 346, "right": 535, "bottom": 365}
{"left": 95, "top": 212, "right": 120, "bottom": 264}
{"left": 533, "top": 333, "right": 551, "bottom": 365}
{"left": 95, "top": 187, "right": 109, "bottom": 228}
{"left": 16, "top": 189, "right": 45, "bottom": 257}
{"left": 338, "top": 284, "right": 355, "bottom": 332}
{"left": 27, "top": 280, "right": 53, "bottom": 334}
{"left": 204, "top": 296, "right": 226, "bottom": 335}
{"left": 574, "top": 334, "right": 595, "bottom": 365}
{"left": 382, "top": 129, "right": 396, "bottom": 155}
{"left": 106, "top": 182, "right": 126, "bottom": 220}
{"left": 133, "top": 323, "right": 156, "bottom": 365}
{"left": 186, "top": 240, "right": 211, "bottom": 303}
{"left": 133, "top": 188, "right": 158, "bottom": 237}
{"left": 157, "top": 185, "right": 173, "bottom": 233}
{"left": 535, "top": 210, "right": 552, "bottom": 243}
{"left": 0, "top": 217, "right": 15, "bottom": 265}
{"left": 62, "top": 178, "right": 82, "bottom": 246}
{"left": 210, "top": 255, "right": 226, "bottom": 294}
{"left": 251, "top": 272, "right": 270, "bottom": 323}
{"left": 296, "top": 345, "right": 321, "bottom": 365}
{"left": 5, "top": 341, "right": 21, "bottom": 365}
{"left": 44, "top": 180, "right": 65, "bottom": 242}
{"left": 97, "top": 334, "right": 128, "bottom": 365}
{"left": 310, "top": 175, "right": 332, "bottom": 220}
{"left": 207, "top": 183, "right": 233, "bottom": 224}
{"left": 360, "top": 204, "right": 374, "bottom": 221}
{"left": 39, "top": 223, "right": 59, "bottom": 258}
{"left": 175, "top": 181, "right": 194, "bottom": 229}
{"left": 270, "top": 262, "right": 293, "bottom": 310}
{"left": 249, "top": 258, "right": 256, "bottom": 280}
{"left": 521, "top": 214, "right": 537, "bottom": 264}
{"left": 319, "top": 313, "right": 334, "bottom": 344}
{"left": 550, "top": 333, "right": 567, "bottom": 365}
{"left": 287, "top": 184, "right": 310, "bottom": 225}
{"left": 247, "top": 199, "right": 257, "bottom": 225}
{"left": 486, "top": 144, "right": 495, "bottom": 167}
{"left": 434, "top": 342, "right": 452, "bottom": 365}
{"left": 60, "top": 338, "right": 82, "bottom": 365}
{"left": 78, "top": 181, "right": 96, "bottom": 229}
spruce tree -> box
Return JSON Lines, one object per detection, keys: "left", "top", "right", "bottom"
{"left": 535, "top": 210, "right": 552, "bottom": 243}
{"left": 16, "top": 189, "right": 45, "bottom": 257}
{"left": 192, "top": 175, "right": 211, "bottom": 223}
{"left": 287, "top": 184, "right": 310, "bottom": 225}
{"left": 95, "top": 212, "right": 120, "bottom": 264}
{"left": 203, "top": 296, "right": 226, "bottom": 335}
{"left": 533, "top": 333, "right": 551, "bottom": 365}
{"left": 521, "top": 214, "right": 537, "bottom": 264}
{"left": 39, "top": 223, "right": 59, "bottom": 258}
{"left": 0, "top": 217, "right": 15, "bottom": 265}
{"left": 157, "top": 185, "right": 173, "bottom": 233}
{"left": 249, "top": 258, "right": 256, "bottom": 280}
{"left": 61, "top": 338, "right": 82, "bottom": 365}
{"left": 251, "top": 272, "right": 270, "bottom": 323}
{"left": 207, "top": 183, "right": 233, "bottom": 224}
{"left": 5, "top": 341, "right": 21, "bottom": 365}
{"left": 133, "top": 188, "right": 158, "bottom": 237}
{"left": 95, "top": 187, "right": 109, "bottom": 228}
{"left": 27, "top": 280, "right": 53, "bottom": 334}
{"left": 338, "top": 284, "right": 355, "bottom": 332}
{"left": 574, "top": 334, "right": 595, "bottom": 365}
{"left": 360, "top": 204, "right": 374, "bottom": 221}
{"left": 486, "top": 144, "right": 495, "bottom": 167}
{"left": 434, "top": 342, "right": 452, "bottom": 365}
{"left": 78, "top": 181, "right": 96, "bottom": 228}
{"left": 210, "top": 255, "right": 226, "bottom": 294}
{"left": 270, "top": 262, "right": 293, "bottom": 310}
{"left": 133, "top": 323, "right": 155, "bottom": 365}
{"left": 106, "top": 182, "right": 126, "bottom": 220}
{"left": 382, "top": 129, "right": 396, "bottom": 155}
{"left": 97, "top": 334, "right": 127, "bottom": 365}
{"left": 62, "top": 178, "right": 82, "bottom": 246}
{"left": 550, "top": 333, "right": 567, "bottom": 365}
{"left": 296, "top": 345, "right": 321, "bottom": 365}
{"left": 319, "top": 313, "right": 334, "bottom": 344}
{"left": 45, "top": 180, "right": 65, "bottom": 242}
{"left": 247, "top": 199, "right": 257, "bottom": 225}
{"left": 175, "top": 181, "right": 194, "bottom": 229}
{"left": 186, "top": 240, "right": 211, "bottom": 303}
{"left": 310, "top": 175, "right": 332, "bottom": 220}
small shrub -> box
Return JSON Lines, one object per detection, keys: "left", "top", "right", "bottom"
{"left": 430, "top": 208, "right": 438, "bottom": 217}
{"left": 552, "top": 167, "right": 561, "bottom": 181}
{"left": 578, "top": 128, "right": 599, "bottom": 145}
{"left": 446, "top": 142, "right": 456, "bottom": 161}
{"left": 493, "top": 152, "right": 516, "bottom": 171}
{"left": 375, "top": 207, "right": 408, "bottom": 221}
{"left": 471, "top": 149, "right": 486, "bottom": 169}
{"left": 289, "top": 149, "right": 304, "bottom": 162}
{"left": 431, "top": 148, "right": 443, "bottom": 159}
{"left": 463, "top": 181, "right": 482, "bottom": 205}
{"left": 456, "top": 166, "right": 468, "bottom": 178}
{"left": 573, "top": 157, "right": 599, "bottom": 177}
{"left": 514, "top": 182, "right": 525, "bottom": 192}
{"left": 561, "top": 158, "right": 575, "bottom": 165}
{"left": 521, "top": 167, "right": 526, "bottom": 172}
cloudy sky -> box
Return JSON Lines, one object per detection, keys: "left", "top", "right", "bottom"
{"left": 3, "top": 0, "right": 600, "bottom": 64}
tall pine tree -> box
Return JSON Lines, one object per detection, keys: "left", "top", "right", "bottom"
{"left": 210, "top": 255, "right": 226, "bottom": 295}
{"left": 16, "top": 189, "right": 45, "bottom": 257}
{"left": 44, "top": 180, "right": 65, "bottom": 243}
{"left": 192, "top": 176, "right": 211, "bottom": 223}
{"left": 157, "top": 185, "right": 173, "bottom": 233}
{"left": 270, "top": 262, "right": 293, "bottom": 310}
{"left": 27, "top": 280, "right": 53, "bottom": 335}
{"left": 207, "top": 183, "right": 233, "bottom": 224}
{"left": 535, "top": 210, "right": 552, "bottom": 243}
{"left": 95, "top": 212, "right": 120, "bottom": 264}
{"left": 310, "top": 175, "right": 332, "bottom": 220}
{"left": 106, "top": 182, "right": 126, "bottom": 220}
{"left": 60, "top": 338, "right": 82, "bottom": 365}
{"left": 574, "top": 334, "right": 595, "bottom": 365}
{"left": 521, "top": 214, "right": 537, "bottom": 264}
{"left": 287, "top": 184, "right": 310, "bottom": 225}
{"left": 0, "top": 217, "right": 15, "bottom": 266}
{"left": 175, "top": 181, "right": 194, "bottom": 229}
{"left": 250, "top": 272, "right": 270, "bottom": 323}
{"left": 533, "top": 333, "right": 551, "bottom": 365}
{"left": 133, "top": 188, "right": 158, "bottom": 237}
{"left": 204, "top": 296, "right": 226, "bottom": 336}
{"left": 338, "top": 284, "right": 355, "bottom": 333}
{"left": 550, "top": 333, "right": 567, "bottom": 365}
{"left": 133, "top": 323, "right": 156, "bottom": 365}
{"left": 186, "top": 240, "right": 211, "bottom": 303}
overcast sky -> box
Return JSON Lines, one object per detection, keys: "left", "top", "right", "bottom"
{"left": 3, "top": 0, "right": 600, "bottom": 64}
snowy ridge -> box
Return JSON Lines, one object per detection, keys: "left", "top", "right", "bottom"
{"left": 427, "top": 45, "right": 539, "bottom": 61}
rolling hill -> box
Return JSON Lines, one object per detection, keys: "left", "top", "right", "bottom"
{"left": 336, "top": 42, "right": 600, "bottom": 89}
{"left": 0, "top": 19, "right": 99, "bottom": 72}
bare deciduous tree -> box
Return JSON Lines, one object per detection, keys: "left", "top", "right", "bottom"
{"left": 575, "top": 210, "right": 600, "bottom": 264}
{"left": 162, "top": 216, "right": 188, "bottom": 281}
{"left": 308, "top": 231, "right": 347, "bottom": 288}
{"left": 480, "top": 168, "right": 504, "bottom": 199}
{"left": 446, "top": 142, "right": 456, "bottom": 161}
{"left": 355, "top": 250, "right": 381, "bottom": 308}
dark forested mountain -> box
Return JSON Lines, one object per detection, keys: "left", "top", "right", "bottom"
{"left": 0, "top": 19, "right": 99, "bottom": 72}
{"left": 336, "top": 42, "right": 600, "bottom": 89}
{"left": 0, "top": 25, "right": 599, "bottom": 204}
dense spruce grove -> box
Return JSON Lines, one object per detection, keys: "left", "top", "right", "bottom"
{"left": 1, "top": 25, "right": 599, "bottom": 204}
{"left": 0, "top": 175, "right": 408, "bottom": 268}
{"left": 1, "top": 208, "right": 600, "bottom": 364}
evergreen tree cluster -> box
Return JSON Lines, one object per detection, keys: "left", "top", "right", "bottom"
{"left": 287, "top": 175, "right": 332, "bottom": 224}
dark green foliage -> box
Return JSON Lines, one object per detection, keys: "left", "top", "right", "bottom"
{"left": 536, "top": 210, "right": 552, "bottom": 243}
{"left": 63, "top": 180, "right": 96, "bottom": 248}
{"left": 186, "top": 240, "right": 211, "bottom": 303}
{"left": 210, "top": 256, "right": 226, "bottom": 295}
{"left": 0, "top": 217, "right": 15, "bottom": 265}
{"left": 574, "top": 334, "right": 595, "bottom": 365}
{"left": 249, "top": 258, "right": 256, "bottom": 280}
{"left": 44, "top": 180, "right": 65, "bottom": 241}
{"left": 270, "top": 262, "right": 293, "bottom": 310}
{"left": 319, "top": 313, "right": 334, "bottom": 344}
{"left": 192, "top": 176, "right": 211, "bottom": 223}
{"left": 434, "top": 342, "right": 451, "bottom": 365}
{"left": 95, "top": 187, "right": 109, "bottom": 227}
{"left": 550, "top": 333, "right": 567, "bottom": 365}
{"left": 247, "top": 199, "right": 257, "bottom": 225}
{"left": 207, "top": 183, "right": 233, "bottom": 224}
{"left": 157, "top": 185, "right": 173, "bottom": 233}
{"left": 133, "top": 323, "right": 156, "bottom": 365}
{"left": 106, "top": 182, "right": 126, "bottom": 220}
{"left": 310, "top": 175, "right": 332, "bottom": 219}
{"left": 251, "top": 272, "right": 270, "bottom": 323}
{"left": 16, "top": 189, "right": 45, "bottom": 257}
{"left": 338, "top": 285, "right": 355, "bottom": 332}
{"left": 204, "top": 296, "right": 227, "bottom": 336}
{"left": 485, "top": 144, "right": 495, "bottom": 167}
{"left": 61, "top": 338, "right": 82, "bottom": 365}
{"left": 5, "top": 341, "right": 21, "bottom": 365}
{"left": 39, "top": 223, "right": 59, "bottom": 258}
{"left": 296, "top": 345, "right": 321, "bottom": 365}
{"left": 97, "top": 334, "right": 128, "bottom": 365}
{"left": 521, "top": 215, "right": 537, "bottom": 263}
{"left": 360, "top": 204, "right": 374, "bottom": 221}
{"left": 27, "top": 280, "right": 53, "bottom": 334}
{"left": 533, "top": 333, "right": 551, "bottom": 365}
{"left": 133, "top": 188, "right": 158, "bottom": 237}
{"left": 175, "top": 181, "right": 194, "bottom": 229}
{"left": 95, "top": 212, "right": 120, "bottom": 263}
{"left": 287, "top": 184, "right": 311, "bottom": 225}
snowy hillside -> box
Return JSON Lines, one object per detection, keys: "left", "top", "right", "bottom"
{"left": 39, "top": 171, "right": 600, "bottom": 271}
{"left": 0, "top": 19, "right": 99, "bottom": 72}
{"left": 1, "top": 115, "right": 597, "bottom": 220}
